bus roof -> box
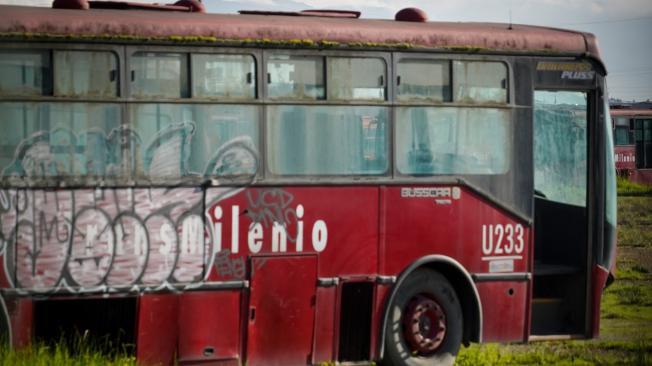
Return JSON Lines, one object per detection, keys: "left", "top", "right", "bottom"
{"left": 611, "top": 109, "right": 652, "bottom": 117}
{"left": 0, "top": 5, "right": 601, "bottom": 59}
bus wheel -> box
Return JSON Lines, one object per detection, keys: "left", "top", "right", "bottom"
{"left": 382, "top": 269, "right": 462, "bottom": 366}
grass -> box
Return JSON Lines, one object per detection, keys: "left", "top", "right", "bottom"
{"left": 617, "top": 176, "right": 652, "bottom": 196}
{"left": 456, "top": 341, "right": 652, "bottom": 366}
{"left": 617, "top": 196, "right": 652, "bottom": 248}
{"left": 0, "top": 333, "right": 136, "bottom": 366}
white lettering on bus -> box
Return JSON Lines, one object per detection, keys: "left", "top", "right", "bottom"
{"left": 312, "top": 220, "right": 328, "bottom": 252}
{"left": 211, "top": 204, "right": 328, "bottom": 255}
{"left": 231, "top": 205, "right": 239, "bottom": 254}
{"left": 248, "top": 223, "right": 263, "bottom": 253}
{"left": 272, "top": 222, "right": 287, "bottom": 252}
{"left": 213, "top": 206, "right": 223, "bottom": 252}
{"left": 159, "top": 222, "right": 174, "bottom": 255}
{"left": 182, "top": 216, "right": 202, "bottom": 255}
{"left": 482, "top": 224, "right": 524, "bottom": 256}
{"left": 401, "top": 187, "right": 461, "bottom": 199}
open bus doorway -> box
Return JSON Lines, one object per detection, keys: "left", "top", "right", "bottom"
{"left": 531, "top": 90, "right": 590, "bottom": 337}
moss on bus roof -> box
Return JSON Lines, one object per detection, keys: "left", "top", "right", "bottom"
{"left": 0, "top": 32, "right": 568, "bottom": 54}
{"left": 0, "top": 32, "right": 416, "bottom": 49}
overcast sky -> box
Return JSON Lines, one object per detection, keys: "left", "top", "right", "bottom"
{"left": 2, "top": 0, "right": 651, "bottom": 101}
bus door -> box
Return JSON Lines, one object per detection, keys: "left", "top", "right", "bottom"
{"left": 246, "top": 255, "right": 318, "bottom": 366}
{"left": 531, "top": 60, "right": 598, "bottom": 338}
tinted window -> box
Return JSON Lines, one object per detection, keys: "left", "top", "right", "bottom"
{"left": 0, "top": 50, "right": 51, "bottom": 96}
{"left": 614, "top": 126, "right": 632, "bottom": 145}
{"left": 635, "top": 119, "right": 652, "bottom": 168}
{"left": 614, "top": 117, "right": 629, "bottom": 127}
{"left": 534, "top": 91, "right": 587, "bottom": 206}
{"left": 131, "top": 52, "right": 188, "bottom": 98}
{"left": 397, "top": 59, "right": 450, "bottom": 102}
{"left": 130, "top": 104, "right": 259, "bottom": 179}
{"left": 396, "top": 107, "right": 510, "bottom": 175}
{"left": 0, "top": 102, "right": 121, "bottom": 179}
{"left": 327, "top": 57, "right": 385, "bottom": 101}
{"left": 192, "top": 54, "right": 255, "bottom": 99}
{"left": 54, "top": 51, "right": 118, "bottom": 97}
{"left": 267, "top": 106, "right": 388, "bottom": 175}
{"left": 267, "top": 55, "right": 324, "bottom": 100}
{"left": 453, "top": 61, "right": 507, "bottom": 103}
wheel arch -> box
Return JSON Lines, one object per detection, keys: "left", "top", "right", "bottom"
{"left": 378, "top": 255, "right": 482, "bottom": 359}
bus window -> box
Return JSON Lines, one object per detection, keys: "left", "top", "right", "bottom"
{"left": 267, "top": 105, "right": 388, "bottom": 175}
{"left": 614, "top": 117, "right": 633, "bottom": 145}
{"left": 54, "top": 50, "right": 118, "bottom": 97}
{"left": 534, "top": 90, "right": 587, "bottom": 206}
{"left": 0, "top": 50, "right": 51, "bottom": 96}
{"left": 327, "top": 57, "right": 385, "bottom": 101}
{"left": 397, "top": 59, "right": 450, "bottom": 102}
{"left": 130, "top": 104, "right": 259, "bottom": 179}
{"left": 635, "top": 119, "right": 652, "bottom": 168}
{"left": 0, "top": 102, "right": 122, "bottom": 179}
{"left": 453, "top": 61, "right": 507, "bottom": 103}
{"left": 267, "top": 55, "right": 324, "bottom": 100}
{"left": 131, "top": 52, "right": 189, "bottom": 98}
{"left": 395, "top": 107, "right": 510, "bottom": 175}
{"left": 192, "top": 54, "right": 256, "bottom": 99}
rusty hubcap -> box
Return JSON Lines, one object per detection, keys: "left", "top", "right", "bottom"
{"left": 403, "top": 294, "right": 447, "bottom": 354}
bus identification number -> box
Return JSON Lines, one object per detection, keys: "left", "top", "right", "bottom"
{"left": 481, "top": 224, "right": 525, "bottom": 256}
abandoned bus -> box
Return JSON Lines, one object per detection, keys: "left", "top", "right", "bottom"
{"left": 0, "top": 2, "right": 617, "bottom": 365}
{"left": 612, "top": 108, "right": 652, "bottom": 184}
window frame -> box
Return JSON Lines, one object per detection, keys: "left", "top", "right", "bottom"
{"left": 124, "top": 45, "right": 264, "bottom": 185}
{"left": 0, "top": 44, "right": 524, "bottom": 186}
{"left": 0, "top": 42, "right": 125, "bottom": 101}
{"left": 391, "top": 53, "right": 514, "bottom": 180}
{"left": 260, "top": 50, "right": 392, "bottom": 180}
{"left": 261, "top": 50, "right": 392, "bottom": 105}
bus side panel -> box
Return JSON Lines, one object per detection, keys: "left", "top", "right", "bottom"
{"left": 205, "top": 187, "right": 379, "bottom": 278}
{"left": 312, "top": 286, "right": 336, "bottom": 364}
{"left": 383, "top": 185, "right": 531, "bottom": 343}
{"left": 178, "top": 291, "right": 242, "bottom": 364}
{"left": 383, "top": 185, "right": 530, "bottom": 275}
{"left": 7, "top": 297, "right": 32, "bottom": 348}
{"left": 136, "top": 294, "right": 178, "bottom": 366}
{"left": 475, "top": 282, "right": 528, "bottom": 342}
{"left": 246, "top": 256, "right": 317, "bottom": 366}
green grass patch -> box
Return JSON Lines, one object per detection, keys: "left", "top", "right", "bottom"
{"left": 456, "top": 340, "right": 652, "bottom": 365}
{"left": 616, "top": 263, "right": 649, "bottom": 280}
{"left": 0, "top": 335, "right": 136, "bottom": 366}
{"left": 617, "top": 196, "right": 652, "bottom": 248}
{"left": 601, "top": 277, "right": 652, "bottom": 323}
{"left": 617, "top": 176, "right": 652, "bottom": 196}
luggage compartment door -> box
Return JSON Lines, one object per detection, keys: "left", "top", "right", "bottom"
{"left": 246, "top": 256, "right": 317, "bottom": 366}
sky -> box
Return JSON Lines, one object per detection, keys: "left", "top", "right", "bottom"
{"left": 1, "top": 0, "right": 651, "bottom": 101}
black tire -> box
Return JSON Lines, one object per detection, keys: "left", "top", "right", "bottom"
{"left": 382, "top": 269, "right": 463, "bottom": 366}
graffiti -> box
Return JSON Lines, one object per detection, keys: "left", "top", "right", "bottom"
{"left": 245, "top": 188, "right": 298, "bottom": 233}
{"left": 0, "top": 120, "right": 262, "bottom": 294}
{"left": 214, "top": 249, "right": 246, "bottom": 280}
{"left": 1, "top": 188, "right": 208, "bottom": 293}
{"left": 0, "top": 121, "right": 330, "bottom": 295}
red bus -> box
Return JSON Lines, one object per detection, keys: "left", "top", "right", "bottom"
{"left": 0, "top": 2, "right": 617, "bottom": 365}
{"left": 611, "top": 109, "right": 652, "bottom": 184}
